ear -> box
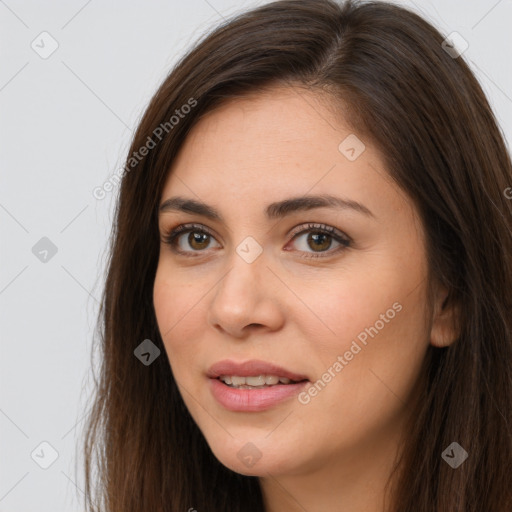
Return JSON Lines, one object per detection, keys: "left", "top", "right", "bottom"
{"left": 430, "top": 284, "right": 460, "bottom": 348}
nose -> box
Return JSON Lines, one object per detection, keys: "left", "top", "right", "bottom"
{"left": 207, "top": 248, "right": 285, "bottom": 338}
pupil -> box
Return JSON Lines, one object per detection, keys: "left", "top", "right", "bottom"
{"left": 308, "top": 233, "right": 331, "bottom": 251}
{"left": 189, "top": 232, "right": 209, "bottom": 249}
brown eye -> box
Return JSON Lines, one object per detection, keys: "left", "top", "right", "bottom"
{"left": 162, "top": 224, "right": 221, "bottom": 256}
{"left": 288, "top": 223, "right": 351, "bottom": 259}
{"left": 187, "top": 232, "right": 211, "bottom": 250}
{"left": 305, "top": 232, "right": 332, "bottom": 252}
{"left": 163, "top": 222, "right": 351, "bottom": 260}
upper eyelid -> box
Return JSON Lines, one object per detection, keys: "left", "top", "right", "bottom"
{"left": 289, "top": 222, "right": 349, "bottom": 240}
{"left": 162, "top": 222, "right": 351, "bottom": 246}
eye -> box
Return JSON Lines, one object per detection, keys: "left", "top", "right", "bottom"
{"left": 161, "top": 222, "right": 351, "bottom": 259}
{"left": 286, "top": 222, "right": 351, "bottom": 259}
{"left": 161, "top": 223, "right": 220, "bottom": 256}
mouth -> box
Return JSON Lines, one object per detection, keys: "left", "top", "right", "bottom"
{"left": 206, "top": 360, "right": 310, "bottom": 412}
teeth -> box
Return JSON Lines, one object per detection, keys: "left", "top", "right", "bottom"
{"left": 219, "top": 374, "right": 298, "bottom": 387}
{"left": 231, "top": 376, "right": 246, "bottom": 386}
{"left": 246, "top": 375, "right": 265, "bottom": 386}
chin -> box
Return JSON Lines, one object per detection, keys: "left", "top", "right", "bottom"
{"left": 208, "top": 437, "right": 291, "bottom": 477}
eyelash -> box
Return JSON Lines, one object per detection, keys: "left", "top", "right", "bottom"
{"left": 161, "top": 222, "right": 351, "bottom": 260}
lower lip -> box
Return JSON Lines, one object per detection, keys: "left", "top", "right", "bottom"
{"left": 209, "top": 377, "right": 309, "bottom": 412}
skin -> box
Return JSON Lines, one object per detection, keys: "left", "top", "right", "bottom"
{"left": 153, "top": 86, "right": 458, "bottom": 512}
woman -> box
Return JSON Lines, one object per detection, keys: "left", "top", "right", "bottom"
{"left": 82, "top": 1, "right": 512, "bottom": 510}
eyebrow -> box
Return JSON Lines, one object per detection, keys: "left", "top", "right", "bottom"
{"left": 159, "top": 194, "right": 375, "bottom": 221}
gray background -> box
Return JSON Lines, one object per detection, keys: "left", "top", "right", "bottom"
{"left": 1, "top": 0, "right": 511, "bottom": 510}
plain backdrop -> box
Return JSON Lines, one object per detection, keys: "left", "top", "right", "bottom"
{"left": 1, "top": 0, "right": 511, "bottom": 510}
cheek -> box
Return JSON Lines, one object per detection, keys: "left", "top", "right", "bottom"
{"left": 153, "top": 265, "right": 202, "bottom": 357}
{"left": 293, "top": 266, "right": 403, "bottom": 349}
{"left": 294, "top": 263, "right": 429, "bottom": 410}
{"left": 309, "top": 245, "right": 429, "bottom": 353}
{"left": 153, "top": 271, "right": 178, "bottom": 333}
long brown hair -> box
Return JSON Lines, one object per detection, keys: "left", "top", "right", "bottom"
{"left": 82, "top": 1, "right": 512, "bottom": 510}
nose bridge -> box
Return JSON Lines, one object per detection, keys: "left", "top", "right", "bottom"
{"left": 215, "top": 240, "right": 267, "bottom": 305}
{"left": 208, "top": 239, "right": 282, "bottom": 335}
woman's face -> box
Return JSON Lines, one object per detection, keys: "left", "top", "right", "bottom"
{"left": 153, "top": 86, "right": 439, "bottom": 479}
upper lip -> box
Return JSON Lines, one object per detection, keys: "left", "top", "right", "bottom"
{"left": 207, "top": 359, "right": 310, "bottom": 382}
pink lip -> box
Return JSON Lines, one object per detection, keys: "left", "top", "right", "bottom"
{"left": 206, "top": 359, "right": 310, "bottom": 412}
{"left": 209, "top": 378, "right": 309, "bottom": 412}
{"left": 206, "top": 359, "right": 309, "bottom": 382}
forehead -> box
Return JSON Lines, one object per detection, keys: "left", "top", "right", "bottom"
{"left": 185, "top": 87, "right": 342, "bottom": 151}
{"left": 165, "top": 87, "right": 377, "bottom": 185}
{"left": 159, "top": 86, "right": 407, "bottom": 223}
